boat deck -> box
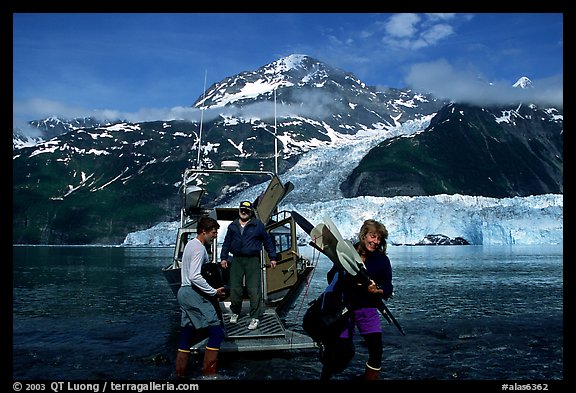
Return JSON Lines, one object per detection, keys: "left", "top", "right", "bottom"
{"left": 190, "top": 309, "right": 317, "bottom": 353}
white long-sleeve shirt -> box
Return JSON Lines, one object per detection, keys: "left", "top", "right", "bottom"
{"left": 180, "top": 237, "right": 217, "bottom": 296}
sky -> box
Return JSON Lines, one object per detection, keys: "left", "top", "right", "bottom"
{"left": 12, "top": 13, "right": 563, "bottom": 133}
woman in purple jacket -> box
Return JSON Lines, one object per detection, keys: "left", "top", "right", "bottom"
{"left": 321, "top": 219, "right": 393, "bottom": 381}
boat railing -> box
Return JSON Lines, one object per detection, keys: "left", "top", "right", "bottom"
{"left": 268, "top": 210, "right": 292, "bottom": 224}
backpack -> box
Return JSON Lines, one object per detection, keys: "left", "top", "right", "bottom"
{"left": 302, "top": 271, "right": 350, "bottom": 345}
{"left": 193, "top": 262, "right": 230, "bottom": 299}
{"left": 201, "top": 262, "right": 225, "bottom": 290}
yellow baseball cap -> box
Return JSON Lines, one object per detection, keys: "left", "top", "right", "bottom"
{"left": 239, "top": 201, "right": 253, "bottom": 211}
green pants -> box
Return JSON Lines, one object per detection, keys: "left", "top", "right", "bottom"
{"left": 229, "top": 255, "right": 263, "bottom": 319}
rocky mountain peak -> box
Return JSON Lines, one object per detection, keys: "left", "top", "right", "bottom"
{"left": 513, "top": 76, "right": 534, "bottom": 89}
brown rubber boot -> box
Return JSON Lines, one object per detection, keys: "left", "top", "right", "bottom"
{"left": 175, "top": 349, "right": 190, "bottom": 378}
{"left": 364, "top": 363, "right": 380, "bottom": 380}
{"left": 202, "top": 347, "right": 219, "bottom": 377}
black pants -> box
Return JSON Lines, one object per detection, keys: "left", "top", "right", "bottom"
{"left": 319, "top": 337, "right": 355, "bottom": 380}
{"left": 319, "top": 332, "right": 383, "bottom": 380}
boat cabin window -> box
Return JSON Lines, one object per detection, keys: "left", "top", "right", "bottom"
{"left": 269, "top": 224, "right": 292, "bottom": 255}
{"left": 176, "top": 232, "right": 192, "bottom": 261}
{"left": 177, "top": 230, "right": 213, "bottom": 261}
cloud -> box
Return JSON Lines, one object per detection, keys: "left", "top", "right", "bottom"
{"left": 12, "top": 98, "right": 205, "bottom": 136}
{"left": 384, "top": 13, "right": 421, "bottom": 38}
{"left": 13, "top": 98, "right": 90, "bottom": 122}
{"left": 381, "top": 13, "right": 456, "bottom": 51}
{"left": 12, "top": 90, "right": 341, "bottom": 138}
{"left": 404, "top": 59, "right": 563, "bottom": 107}
{"left": 12, "top": 98, "right": 93, "bottom": 136}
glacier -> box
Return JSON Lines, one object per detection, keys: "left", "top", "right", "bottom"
{"left": 122, "top": 118, "right": 563, "bottom": 247}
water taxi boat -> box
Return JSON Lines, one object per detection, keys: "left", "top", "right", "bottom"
{"left": 162, "top": 163, "right": 316, "bottom": 352}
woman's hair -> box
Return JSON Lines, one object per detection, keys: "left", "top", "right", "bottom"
{"left": 357, "top": 219, "right": 388, "bottom": 255}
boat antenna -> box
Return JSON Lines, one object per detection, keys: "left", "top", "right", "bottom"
{"left": 196, "top": 70, "right": 208, "bottom": 169}
{"left": 274, "top": 88, "right": 278, "bottom": 175}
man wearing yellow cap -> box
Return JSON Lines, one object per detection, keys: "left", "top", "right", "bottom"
{"left": 220, "top": 201, "right": 277, "bottom": 330}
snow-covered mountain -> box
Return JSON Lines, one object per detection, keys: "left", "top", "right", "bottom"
{"left": 123, "top": 117, "right": 562, "bottom": 246}
{"left": 13, "top": 55, "right": 562, "bottom": 245}
{"left": 194, "top": 54, "right": 442, "bottom": 133}
{"left": 513, "top": 76, "right": 534, "bottom": 89}
{"left": 12, "top": 116, "right": 114, "bottom": 150}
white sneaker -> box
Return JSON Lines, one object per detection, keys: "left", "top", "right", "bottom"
{"left": 248, "top": 318, "right": 259, "bottom": 330}
{"left": 229, "top": 314, "right": 238, "bottom": 324}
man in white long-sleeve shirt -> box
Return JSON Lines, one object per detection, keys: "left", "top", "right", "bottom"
{"left": 176, "top": 216, "right": 226, "bottom": 378}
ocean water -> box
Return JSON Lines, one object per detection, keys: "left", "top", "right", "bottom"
{"left": 12, "top": 244, "right": 564, "bottom": 386}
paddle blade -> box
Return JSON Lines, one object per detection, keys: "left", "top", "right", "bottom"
{"left": 306, "top": 223, "right": 341, "bottom": 268}
{"left": 323, "top": 216, "right": 344, "bottom": 242}
{"left": 335, "top": 241, "right": 360, "bottom": 276}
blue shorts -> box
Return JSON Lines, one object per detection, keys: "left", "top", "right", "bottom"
{"left": 339, "top": 307, "right": 381, "bottom": 338}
